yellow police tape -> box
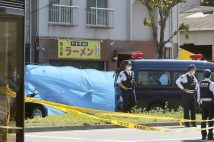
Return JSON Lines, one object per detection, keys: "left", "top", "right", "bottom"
{"left": 24, "top": 98, "right": 201, "bottom": 123}
{"left": 25, "top": 97, "right": 214, "bottom": 123}
{"left": 0, "top": 125, "right": 23, "bottom": 130}
{"left": 25, "top": 97, "right": 214, "bottom": 132}
{"left": 25, "top": 97, "right": 178, "bottom": 121}
{"left": 0, "top": 86, "right": 16, "bottom": 97}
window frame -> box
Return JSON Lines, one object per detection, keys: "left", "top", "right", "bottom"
{"left": 172, "top": 70, "right": 186, "bottom": 88}
{"left": 48, "top": 0, "right": 75, "bottom": 25}
{"left": 136, "top": 69, "right": 173, "bottom": 88}
{"left": 49, "top": 0, "right": 72, "bottom": 5}
{"left": 87, "top": 0, "right": 108, "bottom": 9}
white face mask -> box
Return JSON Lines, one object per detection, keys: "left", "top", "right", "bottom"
{"left": 191, "top": 71, "right": 195, "bottom": 75}
{"left": 126, "top": 67, "right": 132, "bottom": 71}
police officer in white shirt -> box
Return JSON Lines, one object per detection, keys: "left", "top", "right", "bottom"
{"left": 198, "top": 69, "right": 214, "bottom": 141}
{"left": 176, "top": 64, "right": 199, "bottom": 127}
{"left": 116, "top": 61, "right": 136, "bottom": 112}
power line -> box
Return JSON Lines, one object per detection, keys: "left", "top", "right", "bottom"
{"left": 31, "top": 0, "right": 60, "bottom": 14}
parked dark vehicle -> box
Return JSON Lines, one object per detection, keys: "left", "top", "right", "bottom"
{"left": 115, "top": 59, "right": 214, "bottom": 112}
{"left": 25, "top": 89, "right": 48, "bottom": 119}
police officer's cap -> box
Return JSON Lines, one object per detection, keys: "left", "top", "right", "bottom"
{"left": 124, "top": 60, "right": 132, "bottom": 66}
{"left": 187, "top": 64, "right": 196, "bottom": 71}
{"left": 204, "top": 69, "right": 211, "bottom": 77}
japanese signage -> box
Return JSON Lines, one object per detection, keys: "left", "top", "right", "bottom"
{"left": 58, "top": 39, "right": 101, "bottom": 59}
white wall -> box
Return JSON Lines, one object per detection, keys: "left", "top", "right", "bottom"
{"left": 37, "top": 0, "right": 129, "bottom": 40}
{"left": 38, "top": 0, "right": 49, "bottom": 37}
{"left": 180, "top": 31, "right": 214, "bottom": 46}
{"left": 131, "top": 0, "right": 153, "bottom": 41}
{"left": 35, "top": 0, "right": 182, "bottom": 43}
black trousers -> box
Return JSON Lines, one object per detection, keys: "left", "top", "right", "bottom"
{"left": 201, "top": 101, "right": 214, "bottom": 139}
{"left": 182, "top": 93, "right": 196, "bottom": 126}
{"left": 121, "top": 89, "right": 136, "bottom": 113}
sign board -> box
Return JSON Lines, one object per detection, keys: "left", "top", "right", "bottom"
{"left": 58, "top": 39, "right": 101, "bottom": 59}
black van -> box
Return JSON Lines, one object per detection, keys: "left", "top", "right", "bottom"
{"left": 115, "top": 59, "right": 214, "bottom": 112}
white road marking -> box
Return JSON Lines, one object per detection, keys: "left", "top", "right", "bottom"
{"left": 25, "top": 135, "right": 136, "bottom": 142}
{"left": 25, "top": 134, "right": 201, "bottom": 142}
{"left": 137, "top": 137, "right": 201, "bottom": 142}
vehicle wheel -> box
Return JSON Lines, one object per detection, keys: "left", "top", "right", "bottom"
{"left": 149, "top": 102, "right": 165, "bottom": 113}
{"left": 31, "top": 106, "right": 45, "bottom": 118}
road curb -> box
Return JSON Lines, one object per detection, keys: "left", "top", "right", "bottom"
{"left": 25, "top": 125, "right": 123, "bottom": 133}
{"left": 25, "top": 122, "right": 193, "bottom": 133}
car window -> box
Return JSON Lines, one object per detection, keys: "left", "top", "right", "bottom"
{"left": 195, "top": 72, "right": 203, "bottom": 82}
{"left": 196, "top": 71, "right": 214, "bottom": 82}
{"left": 173, "top": 71, "right": 185, "bottom": 86}
{"left": 173, "top": 71, "right": 214, "bottom": 85}
{"left": 137, "top": 71, "right": 171, "bottom": 86}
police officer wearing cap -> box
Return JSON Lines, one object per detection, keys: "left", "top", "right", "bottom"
{"left": 116, "top": 61, "right": 137, "bottom": 112}
{"left": 198, "top": 69, "right": 214, "bottom": 141}
{"left": 176, "top": 64, "right": 199, "bottom": 127}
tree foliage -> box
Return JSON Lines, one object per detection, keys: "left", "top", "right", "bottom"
{"left": 139, "top": 0, "right": 189, "bottom": 58}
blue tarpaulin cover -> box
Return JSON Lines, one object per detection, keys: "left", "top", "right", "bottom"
{"left": 25, "top": 65, "right": 115, "bottom": 115}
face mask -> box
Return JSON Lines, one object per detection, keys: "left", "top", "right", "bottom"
{"left": 126, "top": 67, "right": 132, "bottom": 71}
{"left": 191, "top": 71, "right": 195, "bottom": 75}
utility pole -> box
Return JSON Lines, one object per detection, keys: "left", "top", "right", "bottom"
{"left": 25, "top": 0, "right": 32, "bottom": 64}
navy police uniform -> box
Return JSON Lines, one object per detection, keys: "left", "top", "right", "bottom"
{"left": 116, "top": 62, "right": 136, "bottom": 112}
{"left": 176, "top": 64, "right": 198, "bottom": 127}
{"left": 198, "top": 69, "right": 214, "bottom": 140}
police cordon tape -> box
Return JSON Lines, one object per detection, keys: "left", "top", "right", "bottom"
{"left": 0, "top": 86, "right": 16, "bottom": 97}
{"left": 4, "top": 85, "right": 213, "bottom": 132}
{"left": 25, "top": 97, "right": 171, "bottom": 132}
{"left": 25, "top": 97, "right": 214, "bottom": 132}
{"left": 25, "top": 97, "right": 214, "bottom": 123}
{"left": 0, "top": 125, "right": 23, "bottom": 130}
{"left": 25, "top": 97, "right": 178, "bottom": 121}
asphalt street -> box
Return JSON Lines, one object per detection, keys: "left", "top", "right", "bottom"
{"left": 25, "top": 126, "right": 205, "bottom": 142}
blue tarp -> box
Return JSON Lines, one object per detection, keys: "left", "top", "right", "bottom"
{"left": 25, "top": 65, "right": 115, "bottom": 115}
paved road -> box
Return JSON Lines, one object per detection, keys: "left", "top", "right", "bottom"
{"left": 25, "top": 126, "right": 204, "bottom": 142}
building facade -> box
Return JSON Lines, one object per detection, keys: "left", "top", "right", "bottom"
{"left": 179, "top": 6, "right": 214, "bottom": 61}
{"left": 179, "top": 0, "right": 200, "bottom": 13}
{"left": 31, "top": 0, "right": 180, "bottom": 70}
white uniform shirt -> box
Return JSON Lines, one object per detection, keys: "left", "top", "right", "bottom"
{"left": 198, "top": 78, "right": 214, "bottom": 103}
{"left": 176, "top": 73, "right": 199, "bottom": 93}
{"left": 116, "top": 70, "right": 134, "bottom": 84}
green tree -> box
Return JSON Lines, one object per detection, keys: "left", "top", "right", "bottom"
{"left": 140, "top": 0, "right": 189, "bottom": 58}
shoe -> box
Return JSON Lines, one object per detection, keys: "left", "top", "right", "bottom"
{"left": 185, "top": 122, "right": 190, "bottom": 127}
{"left": 202, "top": 137, "right": 206, "bottom": 141}
{"left": 191, "top": 122, "right": 197, "bottom": 127}
{"left": 207, "top": 137, "right": 214, "bottom": 141}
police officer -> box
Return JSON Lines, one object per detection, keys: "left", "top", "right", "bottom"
{"left": 116, "top": 61, "right": 137, "bottom": 112}
{"left": 176, "top": 64, "right": 198, "bottom": 127}
{"left": 198, "top": 69, "right": 214, "bottom": 141}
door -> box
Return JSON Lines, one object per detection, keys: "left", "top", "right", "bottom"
{"left": 136, "top": 70, "right": 179, "bottom": 110}
{"left": 0, "top": 15, "right": 24, "bottom": 142}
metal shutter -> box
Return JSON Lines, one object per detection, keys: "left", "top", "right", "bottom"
{"left": 0, "top": 0, "right": 24, "bottom": 9}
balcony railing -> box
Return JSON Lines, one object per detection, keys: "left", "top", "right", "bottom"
{"left": 86, "top": 7, "right": 115, "bottom": 28}
{"left": 49, "top": 4, "right": 79, "bottom": 26}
